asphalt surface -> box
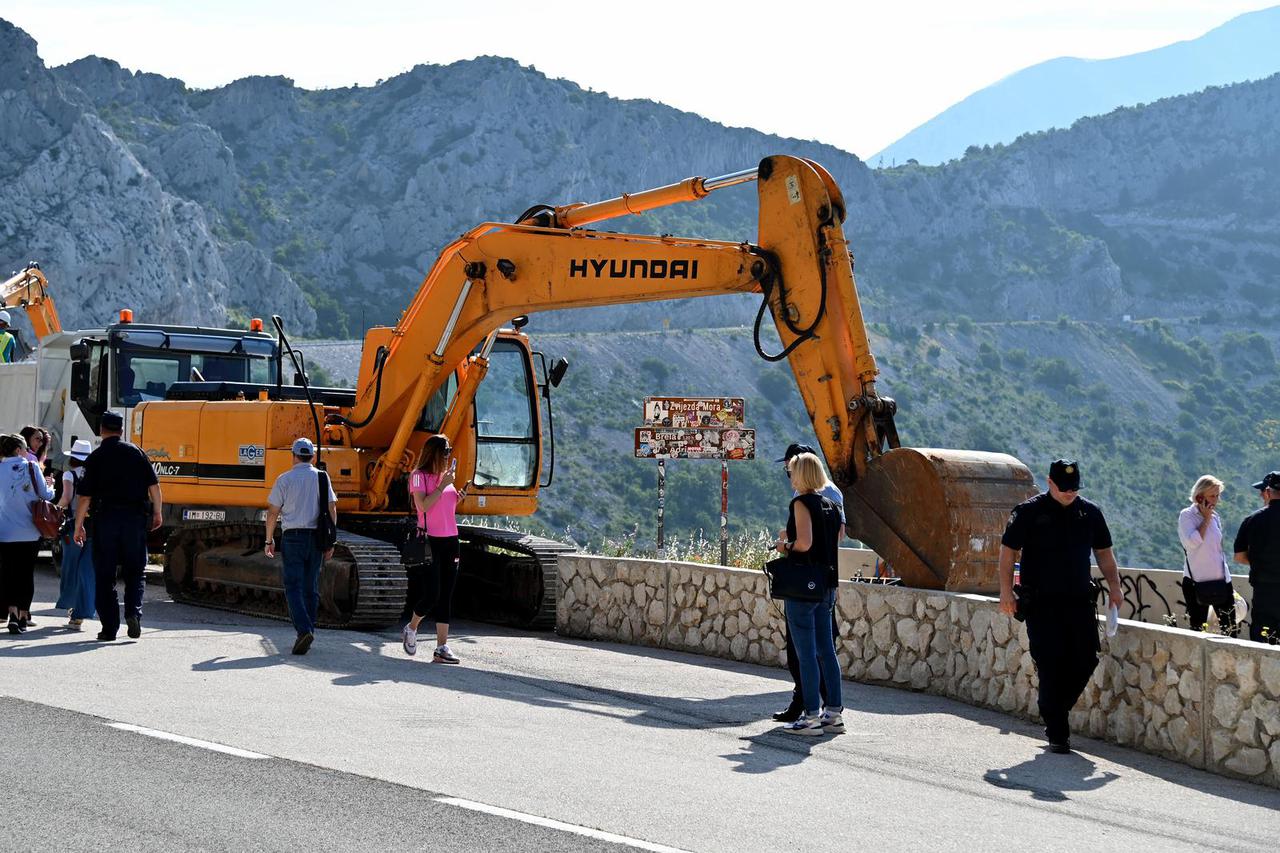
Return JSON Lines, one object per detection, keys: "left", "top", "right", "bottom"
{"left": 0, "top": 698, "right": 628, "bottom": 853}
{"left": 3, "top": 568, "right": 1277, "bottom": 852}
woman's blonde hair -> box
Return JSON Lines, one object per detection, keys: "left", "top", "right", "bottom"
{"left": 1189, "top": 475, "right": 1224, "bottom": 503}
{"left": 789, "top": 452, "right": 832, "bottom": 493}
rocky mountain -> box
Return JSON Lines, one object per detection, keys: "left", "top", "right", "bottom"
{"left": 874, "top": 5, "right": 1280, "bottom": 166}
{"left": 0, "top": 20, "right": 313, "bottom": 336}
{"left": 2, "top": 18, "right": 1277, "bottom": 344}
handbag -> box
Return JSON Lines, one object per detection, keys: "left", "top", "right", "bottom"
{"left": 1184, "top": 550, "right": 1233, "bottom": 606}
{"left": 27, "top": 462, "right": 63, "bottom": 540}
{"left": 314, "top": 470, "right": 338, "bottom": 551}
{"left": 401, "top": 527, "right": 432, "bottom": 566}
{"left": 764, "top": 555, "right": 829, "bottom": 602}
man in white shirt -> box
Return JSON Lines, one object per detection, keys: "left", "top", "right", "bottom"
{"left": 265, "top": 438, "right": 337, "bottom": 655}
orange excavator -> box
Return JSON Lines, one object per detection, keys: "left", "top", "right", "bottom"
{"left": 127, "top": 154, "right": 1034, "bottom": 629}
{"left": 1, "top": 262, "right": 61, "bottom": 343}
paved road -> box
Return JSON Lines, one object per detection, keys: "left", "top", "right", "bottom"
{"left": 3, "top": 570, "right": 1277, "bottom": 852}
{"left": 1, "top": 698, "right": 629, "bottom": 853}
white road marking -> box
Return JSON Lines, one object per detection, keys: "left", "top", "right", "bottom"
{"left": 435, "top": 796, "right": 693, "bottom": 853}
{"left": 105, "top": 723, "right": 268, "bottom": 759}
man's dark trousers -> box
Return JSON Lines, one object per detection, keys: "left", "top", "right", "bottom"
{"left": 1251, "top": 585, "right": 1280, "bottom": 644}
{"left": 1025, "top": 599, "right": 1099, "bottom": 744}
{"left": 92, "top": 508, "right": 148, "bottom": 637}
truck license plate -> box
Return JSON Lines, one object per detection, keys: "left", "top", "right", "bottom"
{"left": 183, "top": 510, "right": 226, "bottom": 521}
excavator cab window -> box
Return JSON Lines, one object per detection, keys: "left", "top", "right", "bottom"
{"left": 417, "top": 374, "right": 458, "bottom": 432}
{"left": 472, "top": 340, "right": 538, "bottom": 489}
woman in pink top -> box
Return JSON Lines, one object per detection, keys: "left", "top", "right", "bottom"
{"left": 402, "top": 435, "right": 467, "bottom": 663}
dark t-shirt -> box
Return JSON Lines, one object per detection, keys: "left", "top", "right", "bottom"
{"left": 1233, "top": 502, "right": 1280, "bottom": 588}
{"left": 1002, "top": 492, "right": 1112, "bottom": 598}
{"left": 79, "top": 436, "right": 158, "bottom": 509}
{"left": 787, "top": 493, "right": 842, "bottom": 587}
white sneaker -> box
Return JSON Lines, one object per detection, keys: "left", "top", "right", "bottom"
{"left": 433, "top": 644, "right": 460, "bottom": 664}
{"left": 820, "top": 710, "right": 845, "bottom": 733}
{"left": 782, "top": 713, "right": 825, "bottom": 736}
{"left": 401, "top": 624, "right": 417, "bottom": 656}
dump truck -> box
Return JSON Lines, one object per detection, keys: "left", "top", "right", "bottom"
{"left": 120, "top": 154, "right": 1035, "bottom": 629}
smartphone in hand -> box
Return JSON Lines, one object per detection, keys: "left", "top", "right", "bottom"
{"left": 448, "top": 458, "right": 458, "bottom": 475}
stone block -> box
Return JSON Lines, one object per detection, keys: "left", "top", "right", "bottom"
{"left": 1164, "top": 689, "right": 1182, "bottom": 717}
{"left": 926, "top": 595, "right": 947, "bottom": 611}
{"left": 991, "top": 615, "right": 1011, "bottom": 645}
{"left": 841, "top": 589, "right": 865, "bottom": 621}
{"left": 1270, "top": 741, "right": 1280, "bottom": 782}
{"left": 868, "top": 658, "right": 890, "bottom": 681}
{"left": 871, "top": 617, "right": 893, "bottom": 649}
{"left": 896, "top": 618, "right": 919, "bottom": 649}
{"left": 647, "top": 600, "right": 666, "bottom": 627}
{"left": 889, "top": 593, "right": 915, "bottom": 617}
{"left": 918, "top": 624, "right": 935, "bottom": 657}
{"left": 1212, "top": 684, "right": 1243, "bottom": 728}
{"left": 865, "top": 591, "right": 888, "bottom": 622}
{"left": 1169, "top": 637, "right": 1195, "bottom": 668}
{"left": 1260, "top": 656, "right": 1280, "bottom": 697}
{"left": 683, "top": 627, "right": 700, "bottom": 648}
{"left": 730, "top": 633, "right": 748, "bottom": 660}
{"left": 1235, "top": 710, "right": 1260, "bottom": 748}
{"left": 1236, "top": 657, "right": 1258, "bottom": 702}
{"left": 970, "top": 608, "right": 992, "bottom": 641}
{"left": 1210, "top": 729, "right": 1234, "bottom": 763}
{"left": 1178, "top": 669, "right": 1200, "bottom": 702}
{"left": 1253, "top": 694, "right": 1280, "bottom": 737}
{"left": 1225, "top": 747, "right": 1268, "bottom": 777}
{"left": 893, "top": 658, "right": 912, "bottom": 683}
{"left": 703, "top": 573, "right": 717, "bottom": 594}
{"left": 701, "top": 632, "right": 718, "bottom": 654}
{"left": 1168, "top": 716, "right": 1192, "bottom": 756}
{"left": 1209, "top": 648, "right": 1235, "bottom": 682}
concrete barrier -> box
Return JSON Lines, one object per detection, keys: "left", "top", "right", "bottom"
{"left": 558, "top": 554, "right": 1280, "bottom": 788}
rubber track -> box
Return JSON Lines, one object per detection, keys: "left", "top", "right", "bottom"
{"left": 164, "top": 523, "right": 407, "bottom": 630}
{"left": 458, "top": 525, "right": 578, "bottom": 628}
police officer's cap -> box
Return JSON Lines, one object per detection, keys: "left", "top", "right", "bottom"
{"left": 1048, "top": 459, "right": 1081, "bottom": 491}
{"left": 1251, "top": 471, "right": 1280, "bottom": 491}
{"left": 776, "top": 442, "right": 817, "bottom": 463}
{"left": 292, "top": 437, "right": 316, "bottom": 458}
{"left": 100, "top": 411, "right": 124, "bottom": 431}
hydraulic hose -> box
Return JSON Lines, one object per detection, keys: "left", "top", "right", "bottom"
{"left": 752, "top": 235, "right": 830, "bottom": 362}
{"left": 334, "top": 346, "right": 390, "bottom": 429}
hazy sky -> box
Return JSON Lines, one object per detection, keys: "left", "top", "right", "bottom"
{"left": 0, "top": 0, "right": 1273, "bottom": 157}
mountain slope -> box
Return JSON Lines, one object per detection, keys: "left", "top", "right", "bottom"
{"left": 874, "top": 5, "right": 1280, "bottom": 166}
{"left": 0, "top": 20, "right": 313, "bottom": 334}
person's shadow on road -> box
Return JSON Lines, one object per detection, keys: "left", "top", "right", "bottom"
{"left": 720, "top": 731, "right": 823, "bottom": 774}
{"left": 984, "top": 750, "right": 1118, "bottom": 801}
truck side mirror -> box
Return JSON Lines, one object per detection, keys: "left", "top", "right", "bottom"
{"left": 70, "top": 361, "right": 91, "bottom": 402}
{"left": 69, "top": 342, "right": 90, "bottom": 362}
{"left": 549, "top": 357, "right": 569, "bottom": 388}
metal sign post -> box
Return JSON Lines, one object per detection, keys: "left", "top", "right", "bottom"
{"left": 720, "top": 460, "right": 729, "bottom": 566}
{"left": 635, "top": 396, "right": 753, "bottom": 567}
{"left": 657, "top": 459, "right": 666, "bottom": 559}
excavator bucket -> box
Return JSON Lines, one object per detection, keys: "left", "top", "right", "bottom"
{"left": 842, "top": 448, "right": 1037, "bottom": 593}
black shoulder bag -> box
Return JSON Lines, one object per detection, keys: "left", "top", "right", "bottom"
{"left": 764, "top": 496, "right": 832, "bottom": 603}
{"left": 314, "top": 470, "right": 338, "bottom": 551}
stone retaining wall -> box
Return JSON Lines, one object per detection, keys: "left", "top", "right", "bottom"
{"left": 557, "top": 554, "right": 1280, "bottom": 787}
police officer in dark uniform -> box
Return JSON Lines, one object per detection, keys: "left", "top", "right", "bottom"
{"left": 1232, "top": 471, "right": 1280, "bottom": 643}
{"left": 72, "top": 411, "right": 163, "bottom": 642}
{"left": 998, "top": 459, "right": 1122, "bottom": 753}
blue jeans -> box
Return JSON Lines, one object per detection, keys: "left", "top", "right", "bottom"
{"left": 785, "top": 589, "right": 842, "bottom": 714}
{"left": 281, "top": 529, "right": 322, "bottom": 636}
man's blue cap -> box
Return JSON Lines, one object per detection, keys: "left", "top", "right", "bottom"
{"left": 292, "top": 437, "right": 315, "bottom": 457}
{"left": 100, "top": 411, "right": 123, "bottom": 431}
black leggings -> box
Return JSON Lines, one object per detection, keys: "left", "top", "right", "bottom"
{"left": 412, "top": 535, "right": 459, "bottom": 624}
{"left": 0, "top": 540, "right": 39, "bottom": 613}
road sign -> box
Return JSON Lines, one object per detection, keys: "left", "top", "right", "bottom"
{"left": 643, "top": 397, "right": 744, "bottom": 429}
{"left": 634, "top": 427, "right": 755, "bottom": 460}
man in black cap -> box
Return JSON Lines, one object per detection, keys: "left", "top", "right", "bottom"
{"left": 73, "top": 411, "right": 163, "bottom": 641}
{"left": 1233, "top": 471, "right": 1280, "bottom": 643}
{"left": 997, "top": 459, "right": 1122, "bottom": 753}
{"left": 772, "top": 442, "right": 847, "bottom": 722}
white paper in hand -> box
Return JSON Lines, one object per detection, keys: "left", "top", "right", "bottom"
{"left": 1106, "top": 604, "right": 1120, "bottom": 638}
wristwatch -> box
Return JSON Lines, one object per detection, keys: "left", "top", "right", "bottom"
{"left": 265, "top": 539, "right": 274, "bottom": 545}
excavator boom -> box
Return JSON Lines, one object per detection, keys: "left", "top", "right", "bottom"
{"left": 1, "top": 262, "right": 61, "bottom": 340}
{"left": 347, "top": 155, "right": 1033, "bottom": 589}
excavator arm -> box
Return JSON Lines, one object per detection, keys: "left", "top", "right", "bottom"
{"left": 347, "top": 155, "right": 1034, "bottom": 591}
{"left": 1, "top": 262, "right": 61, "bottom": 340}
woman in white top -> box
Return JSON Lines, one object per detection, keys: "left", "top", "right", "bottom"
{"left": 1177, "top": 475, "right": 1237, "bottom": 635}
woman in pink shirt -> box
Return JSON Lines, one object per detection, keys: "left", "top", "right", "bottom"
{"left": 402, "top": 435, "right": 467, "bottom": 663}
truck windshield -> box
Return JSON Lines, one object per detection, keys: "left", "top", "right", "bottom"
{"left": 114, "top": 342, "right": 278, "bottom": 405}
